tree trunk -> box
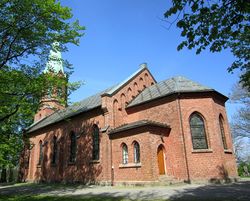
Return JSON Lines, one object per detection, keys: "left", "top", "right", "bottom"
{"left": 9, "top": 168, "right": 14, "bottom": 182}
{"left": 0, "top": 168, "right": 7, "bottom": 183}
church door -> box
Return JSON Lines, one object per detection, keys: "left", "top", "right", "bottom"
{"left": 157, "top": 146, "right": 165, "bottom": 175}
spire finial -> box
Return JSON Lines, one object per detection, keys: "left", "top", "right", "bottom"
{"left": 139, "top": 63, "right": 147, "bottom": 69}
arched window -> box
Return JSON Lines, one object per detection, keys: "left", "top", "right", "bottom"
{"left": 92, "top": 125, "right": 99, "bottom": 160}
{"left": 219, "top": 115, "right": 227, "bottom": 149}
{"left": 122, "top": 144, "right": 128, "bottom": 164}
{"left": 38, "top": 140, "right": 43, "bottom": 165}
{"left": 133, "top": 141, "right": 140, "bottom": 163}
{"left": 190, "top": 113, "right": 208, "bottom": 149}
{"left": 69, "top": 132, "right": 76, "bottom": 163}
{"left": 52, "top": 136, "right": 57, "bottom": 164}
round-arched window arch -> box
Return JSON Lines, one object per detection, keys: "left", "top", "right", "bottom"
{"left": 69, "top": 131, "right": 76, "bottom": 163}
{"left": 51, "top": 136, "right": 57, "bottom": 164}
{"left": 122, "top": 143, "right": 128, "bottom": 164}
{"left": 92, "top": 125, "right": 100, "bottom": 160}
{"left": 38, "top": 140, "right": 43, "bottom": 165}
{"left": 219, "top": 114, "right": 227, "bottom": 149}
{"left": 189, "top": 113, "right": 208, "bottom": 149}
{"left": 133, "top": 141, "right": 140, "bottom": 163}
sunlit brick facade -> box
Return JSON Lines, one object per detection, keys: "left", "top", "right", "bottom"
{"left": 20, "top": 64, "right": 238, "bottom": 185}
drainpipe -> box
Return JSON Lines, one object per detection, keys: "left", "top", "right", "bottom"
{"left": 110, "top": 137, "right": 114, "bottom": 186}
{"left": 177, "top": 93, "right": 190, "bottom": 183}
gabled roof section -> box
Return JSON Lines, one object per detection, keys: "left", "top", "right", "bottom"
{"left": 102, "top": 63, "right": 156, "bottom": 97}
{"left": 26, "top": 86, "right": 116, "bottom": 134}
{"left": 127, "top": 76, "right": 225, "bottom": 108}
{"left": 109, "top": 120, "right": 170, "bottom": 135}
{"left": 26, "top": 64, "right": 155, "bottom": 134}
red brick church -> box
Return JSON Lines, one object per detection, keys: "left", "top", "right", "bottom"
{"left": 20, "top": 47, "right": 238, "bottom": 185}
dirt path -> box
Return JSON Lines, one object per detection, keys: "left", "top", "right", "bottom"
{"left": 0, "top": 179, "right": 250, "bottom": 200}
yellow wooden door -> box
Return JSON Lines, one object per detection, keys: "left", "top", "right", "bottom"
{"left": 157, "top": 147, "right": 165, "bottom": 175}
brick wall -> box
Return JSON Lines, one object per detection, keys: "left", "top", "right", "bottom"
{"left": 26, "top": 108, "right": 112, "bottom": 184}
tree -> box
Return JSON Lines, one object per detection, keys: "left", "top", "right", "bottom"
{"left": 0, "top": 0, "right": 84, "bottom": 124}
{"left": 230, "top": 82, "right": 250, "bottom": 163}
{"left": 230, "top": 83, "right": 250, "bottom": 138}
{"left": 0, "top": 0, "right": 84, "bottom": 70}
{"left": 0, "top": 0, "right": 84, "bottom": 181}
{"left": 165, "top": 0, "right": 250, "bottom": 90}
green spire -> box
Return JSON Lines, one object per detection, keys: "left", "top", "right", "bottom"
{"left": 44, "top": 42, "right": 64, "bottom": 74}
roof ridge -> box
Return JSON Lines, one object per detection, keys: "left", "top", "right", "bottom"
{"left": 127, "top": 75, "right": 218, "bottom": 108}
{"left": 102, "top": 64, "right": 150, "bottom": 96}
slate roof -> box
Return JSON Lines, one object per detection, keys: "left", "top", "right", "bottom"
{"left": 26, "top": 71, "right": 225, "bottom": 134}
{"left": 26, "top": 65, "right": 148, "bottom": 134}
{"left": 127, "top": 76, "right": 222, "bottom": 108}
{"left": 26, "top": 87, "right": 114, "bottom": 133}
{"left": 109, "top": 120, "right": 170, "bottom": 135}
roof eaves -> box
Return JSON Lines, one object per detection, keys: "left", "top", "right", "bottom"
{"left": 109, "top": 120, "right": 170, "bottom": 135}
{"left": 126, "top": 89, "right": 216, "bottom": 108}
{"left": 25, "top": 110, "right": 56, "bottom": 132}
{"left": 26, "top": 105, "right": 101, "bottom": 134}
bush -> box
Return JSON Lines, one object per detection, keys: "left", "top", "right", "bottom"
{"left": 238, "top": 162, "right": 250, "bottom": 177}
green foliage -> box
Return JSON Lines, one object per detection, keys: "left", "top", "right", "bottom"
{"left": 0, "top": 0, "right": 84, "bottom": 70}
{"left": 0, "top": 0, "right": 84, "bottom": 170}
{"left": 238, "top": 162, "right": 250, "bottom": 177}
{"left": 230, "top": 83, "right": 250, "bottom": 139}
{"left": 165, "top": 0, "right": 250, "bottom": 90}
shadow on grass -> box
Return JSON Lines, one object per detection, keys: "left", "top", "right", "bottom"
{"left": 0, "top": 194, "right": 128, "bottom": 201}
{"left": 0, "top": 183, "right": 97, "bottom": 197}
{"left": 168, "top": 180, "right": 250, "bottom": 201}
{"left": 1, "top": 180, "right": 250, "bottom": 201}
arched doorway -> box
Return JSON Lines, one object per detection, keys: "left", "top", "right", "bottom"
{"left": 157, "top": 145, "right": 165, "bottom": 175}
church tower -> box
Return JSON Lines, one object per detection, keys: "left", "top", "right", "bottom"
{"left": 34, "top": 42, "right": 67, "bottom": 122}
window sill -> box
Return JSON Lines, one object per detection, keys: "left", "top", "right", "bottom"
{"left": 89, "top": 160, "right": 100, "bottom": 164}
{"left": 119, "top": 163, "right": 141, "bottom": 168}
{"left": 192, "top": 149, "right": 213, "bottom": 153}
{"left": 224, "top": 149, "right": 233, "bottom": 154}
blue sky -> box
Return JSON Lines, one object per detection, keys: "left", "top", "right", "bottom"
{"left": 60, "top": 0, "right": 240, "bottom": 121}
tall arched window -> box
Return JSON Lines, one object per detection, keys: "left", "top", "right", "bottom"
{"left": 92, "top": 125, "right": 99, "bottom": 160}
{"left": 52, "top": 136, "right": 57, "bottom": 164}
{"left": 190, "top": 113, "right": 208, "bottom": 149}
{"left": 38, "top": 140, "right": 43, "bottom": 165}
{"left": 69, "top": 132, "right": 76, "bottom": 163}
{"left": 133, "top": 141, "right": 140, "bottom": 163}
{"left": 219, "top": 115, "right": 227, "bottom": 149}
{"left": 122, "top": 144, "right": 128, "bottom": 164}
